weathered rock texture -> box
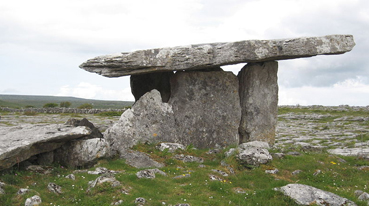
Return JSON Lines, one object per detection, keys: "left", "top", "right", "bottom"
{"left": 238, "top": 61, "right": 278, "bottom": 145}
{"left": 0, "top": 124, "right": 91, "bottom": 170}
{"left": 169, "top": 70, "right": 241, "bottom": 148}
{"left": 130, "top": 72, "right": 173, "bottom": 102}
{"left": 278, "top": 184, "right": 357, "bottom": 206}
{"left": 104, "top": 89, "right": 177, "bottom": 155}
{"left": 80, "top": 35, "right": 355, "bottom": 77}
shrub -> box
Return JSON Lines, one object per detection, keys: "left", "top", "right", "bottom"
{"left": 78, "top": 103, "right": 93, "bottom": 109}
{"left": 43, "top": 103, "right": 58, "bottom": 108}
{"left": 96, "top": 111, "right": 123, "bottom": 117}
{"left": 23, "top": 111, "right": 37, "bottom": 116}
{"left": 60, "top": 101, "right": 71, "bottom": 108}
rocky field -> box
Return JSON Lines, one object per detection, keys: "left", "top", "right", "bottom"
{"left": 0, "top": 105, "right": 369, "bottom": 205}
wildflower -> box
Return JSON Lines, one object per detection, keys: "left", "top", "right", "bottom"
{"left": 330, "top": 161, "right": 337, "bottom": 165}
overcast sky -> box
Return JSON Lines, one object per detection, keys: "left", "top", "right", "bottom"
{"left": 1, "top": 0, "right": 368, "bottom": 106}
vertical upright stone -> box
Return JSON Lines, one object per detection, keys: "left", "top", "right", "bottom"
{"left": 130, "top": 72, "right": 173, "bottom": 102}
{"left": 238, "top": 61, "right": 278, "bottom": 145}
{"left": 169, "top": 70, "right": 241, "bottom": 149}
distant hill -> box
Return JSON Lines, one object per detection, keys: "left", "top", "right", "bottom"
{"left": 0, "top": 94, "right": 133, "bottom": 109}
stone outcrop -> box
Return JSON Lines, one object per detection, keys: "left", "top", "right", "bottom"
{"left": 0, "top": 124, "right": 91, "bottom": 170}
{"left": 80, "top": 34, "right": 355, "bottom": 150}
{"left": 277, "top": 184, "right": 357, "bottom": 206}
{"left": 169, "top": 70, "right": 241, "bottom": 148}
{"left": 80, "top": 35, "right": 355, "bottom": 77}
{"left": 238, "top": 61, "right": 278, "bottom": 145}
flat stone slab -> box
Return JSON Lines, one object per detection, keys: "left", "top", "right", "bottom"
{"left": 0, "top": 124, "right": 91, "bottom": 170}
{"left": 80, "top": 34, "right": 355, "bottom": 77}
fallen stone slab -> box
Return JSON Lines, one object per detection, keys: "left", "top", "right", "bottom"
{"left": 80, "top": 35, "right": 355, "bottom": 77}
{"left": 277, "top": 183, "right": 356, "bottom": 206}
{"left": 0, "top": 124, "right": 91, "bottom": 171}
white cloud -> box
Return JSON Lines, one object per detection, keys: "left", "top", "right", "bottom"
{"left": 57, "top": 82, "right": 134, "bottom": 101}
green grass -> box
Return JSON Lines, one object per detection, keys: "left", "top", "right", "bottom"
{"left": 1, "top": 144, "right": 368, "bottom": 205}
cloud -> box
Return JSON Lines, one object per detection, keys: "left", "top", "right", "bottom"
{"left": 279, "top": 76, "right": 369, "bottom": 106}
{"left": 57, "top": 82, "right": 134, "bottom": 101}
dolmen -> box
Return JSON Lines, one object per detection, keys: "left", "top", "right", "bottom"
{"left": 80, "top": 35, "right": 355, "bottom": 155}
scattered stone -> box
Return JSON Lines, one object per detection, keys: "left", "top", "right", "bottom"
{"left": 272, "top": 153, "right": 285, "bottom": 159}
{"left": 233, "top": 187, "right": 247, "bottom": 194}
{"left": 111, "top": 200, "right": 124, "bottom": 205}
{"left": 211, "top": 169, "right": 229, "bottom": 177}
{"left": 0, "top": 124, "right": 91, "bottom": 170}
{"left": 135, "top": 197, "right": 146, "bottom": 205}
{"left": 174, "top": 154, "right": 204, "bottom": 163}
{"left": 225, "top": 148, "right": 237, "bottom": 157}
{"left": 286, "top": 152, "right": 301, "bottom": 156}
{"left": 47, "top": 182, "right": 63, "bottom": 195}
{"left": 207, "top": 148, "right": 222, "bottom": 154}
{"left": 25, "top": 195, "right": 42, "bottom": 206}
{"left": 238, "top": 61, "right": 278, "bottom": 145}
{"left": 65, "top": 174, "right": 76, "bottom": 180}
{"left": 358, "top": 166, "right": 369, "bottom": 171}
{"left": 87, "top": 174, "right": 121, "bottom": 193}
{"left": 0, "top": 181, "right": 5, "bottom": 194}
{"left": 277, "top": 183, "right": 357, "bottom": 206}
{"left": 265, "top": 169, "right": 279, "bottom": 174}
{"left": 156, "top": 143, "right": 185, "bottom": 153}
{"left": 87, "top": 167, "right": 122, "bottom": 175}
{"left": 17, "top": 188, "right": 29, "bottom": 195}
{"left": 292, "top": 170, "right": 303, "bottom": 175}
{"left": 80, "top": 35, "right": 355, "bottom": 77}
{"left": 239, "top": 141, "right": 270, "bottom": 149}
{"left": 136, "top": 169, "right": 167, "bottom": 179}
{"left": 355, "top": 190, "right": 369, "bottom": 201}
{"left": 54, "top": 138, "right": 110, "bottom": 168}
{"left": 313, "top": 170, "right": 322, "bottom": 176}
{"left": 357, "top": 152, "right": 369, "bottom": 160}
{"left": 176, "top": 204, "right": 191, "bottom": 206}
{"left": 198, "top": 164, "right": 206, "bottom": 168}
{"left": 328, "top": 148, "right": 369, "bottom": 156}
{"left": 26, "top": 165, "right": 47, "bottom": 173}
{"left": 237, "top": 142, "right": 272, "bottom": 167}
{"left": 209, "top": 174, "right": 223, "bottom": 181}
{"left": 120, "top": 150, "right": 164, "bottom": 168}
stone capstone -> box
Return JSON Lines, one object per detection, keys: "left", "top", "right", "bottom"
{"left": 0, "top": 124, "right": 91, "bottom": 170}
{"left": 80, "top": 35, "right": 355, "bottom": 77}
{"left": 238, "top": 61, "right": 278, "bottom": 145}
{"left": 277, "top": 183, "right": 357, "bottom": 206}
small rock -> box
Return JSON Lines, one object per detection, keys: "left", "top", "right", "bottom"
{"left": 286, "top": 151, "right": 301, "bottom": 156}
{"left": 157, "top": 143, "right": 185, "bottom": 152}
{"left": 313, "top": 170, "right": 321, "bottom": 176}
{"left": 211, "top": 169, "right": 229, "bottom": 176}
{"left": 198, "top": 164, "right": 206, "bottom": 168}
{"left": 265, "top": 169, "right": 279, "bottom": 174}
{"left": 239, "top": 141, "right": 270, "bottom": 149}
{"left": 17, "top": 188, "right": 29, "bottom": 195}
{"left": 173, "top": 174, "right": 191, "bottom": 179}
{"left": 272, "top": 153, "right": 285, "bottom": 159}
{"left": 135, "top": 197, "right": 146, "bottom": 205}
{"left": 209, "top": 174, "right": 223, "bottom": 181}
{"left": 176, "top": 204, "right": 191, "bottom": 206}
{"left": 357, "top": 191, "right": 369, "bottom": 201}
{"left": 292, "top": 170, "right": 303, "bottom": 175}
{"left": 225, "top": 148, "right": 237, "bottom": 157}
{"left": 237, "top": 146, "right": 272, "bottom": 167}
{"left": 47, "top": 182, "right": 62, "bottom": 194}
{"left": 65, "top": 174, "right": 76, "bottom": 180}
{"left": 136, "top": 169, "right": 167, "bottom": 179}
{"left": 25, "top": 195, "right": 42, "bottom": 206}
{"left": 111, "top": 200, "right": 124, "bottom": 205}
{"left": 0, "top": 181, "right": 6, "bottom": 194}
{"left": 233, "top": 187, "right": 246, "bottom": 194}
{"left": 207, "top": 149, "right": 221, "bottom": 154}
{"left": 174, "top": 154, "right": 204, "bottom": 163}
{"left": 87, "top": 174, "right": 121, "bottom": 193}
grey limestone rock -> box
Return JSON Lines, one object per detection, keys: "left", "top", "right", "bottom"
{"left": 54, "top": 138, "right": 109, "bottom": 168}
{"left": 238, "top": 61, "right": 278, "bottom": 145}
{"left": 25, "top": 195, "right": 42, "bottom": 206}
{"left": 156, "top": 142, "right": 185, "bottom": 153}
{"left": 120, "top": 150, "right": 164, "bottom": 168}
{"left": 104, "top": 89, "right": 177, "bottom": 155}
{"left": 278, "top": 183, "right": 357, "bottom": 206}
{"left": 136, "top": 168, "right": 167, "bottom": 179}
{"left": 80, "top": 35, "right": 355, "bottom": 77}
{"left": 0, "top": 124, "right": 91, "bottom": 171}
{"left": 47, "top": 182, "right": 63, "bottom": 194}
{"left": 237, "top": 141, "right": 272, "bottom": 167}
{"left": 87, "top": 174, "right": 121, "bottom": 193}
{"left": 169, "top": 70, "right": 241, "bottom": 149}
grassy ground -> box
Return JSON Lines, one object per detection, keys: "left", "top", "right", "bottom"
{"left": 1, "top": 106, "right": 369, "bottom": 205}
{"left": 1, "top": 143, "right": 369, "bottom": 205}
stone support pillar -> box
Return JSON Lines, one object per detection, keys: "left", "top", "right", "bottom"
{"left": 238, "top": 61, "right": 278, "bottom": 145}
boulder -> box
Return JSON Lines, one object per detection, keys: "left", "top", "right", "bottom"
{"left": 104, "top": 89, "right": 177, "bottom": 155}
{"left": 169, "top": 70, "right": 241, "bottom": 149}
{"left": 80, "top": 35, "right": 355, "bottom": 77}
{"left": 130, "top": 72, "right": 173, "bottom": 102}
{"left": 277, "top": 183, "right": 357, "bottom": 206}
{"left": 238, "top": 61, "right": 278, "bottom": 145}
{"left": 54, "top": 138, "right": 109, "bottom": 168}
{"left": 237, "top": 141, "right": 272, "bottom": 167}
{"left": 0, "top": 124, "right": 91, "bottom": 171}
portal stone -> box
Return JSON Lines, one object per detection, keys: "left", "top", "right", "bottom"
{"left": 169, "top": 70, "right": 241, "bottom": 149}
{"left": 238, "top": 61, "right": 278, "bottom": 145}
